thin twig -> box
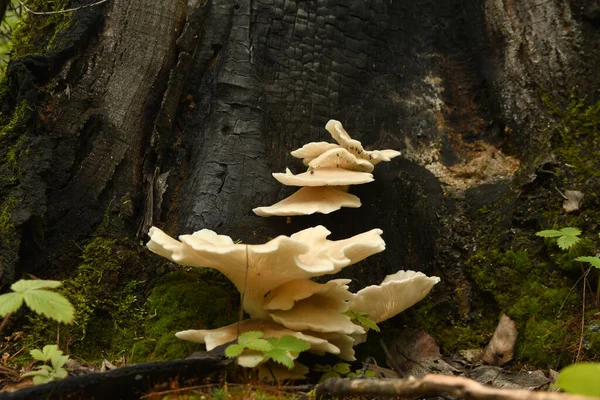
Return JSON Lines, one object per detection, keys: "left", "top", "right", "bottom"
{"left": 0, "top": 313, "right": 12, "bottom": 333}
{"left": 237, "top": 244, "right": 249, "bottom": 337}
{"left": 0, "top": 364, "right": 19, "bottom": 376}
{"left": 316, "top": 375, "right": 598, "bottom": 400}
{"left": 576, "top": 268, "right": 587, "bottom": 362}
{"left": 18, "top": 0, "right": 109, "bottom": 15}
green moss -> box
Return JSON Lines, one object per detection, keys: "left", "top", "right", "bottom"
{"left": 132, "top": 270, "right": 238, "bottom": 362}
{"left": 26, "top": 237, "right": 146, "bottom": 360}
{"left": 10, "top": 0, "right": 72, "bottom": 58}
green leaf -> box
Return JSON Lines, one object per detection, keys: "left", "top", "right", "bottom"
{"left": 332, "top": 363, "right": 351, "bottom": 374}
{"left": 242, "top": 337, "right": 272, "bottom": 352}
{"left": 224, "top": 344, "right": 245, "bottom": 358}
{"left": 41, "top": 345, "right": 60, "bottom": 359}
{"left": 557, "top": 235, "right": 581, "bottom": 250}
{"left": 30, "top": 349, "right": 45, "bottom": 361}
{"left": 238, "top": 331, "right": 264, "bottom": 342}
{"left": 0, "top": 292, "right": 24, "bottom": 317}
{"left": 554, "top": 363, "right": 600, "bottom": 396}
{"left": 270, "top": 335, "right": 311, "bottom": 353}
{"left": 536, "top": 230, "right": 564, "bottom": 238}
{"left": 11, "top": 280, "right": 62, "bottom": 292}
{"left": 364, "top": 370, "right": 376, "bottom": 377}
{"left": 22, "top": 369, "right": 50, "bottom": 378}
{"left": 575, "top": 256, "right": 600, "bottom": 269}
{"left": 51, "top": 353, "right": 69, "bottom": 370}
{"left": 560, "top": 227, "right": 582, "bottom": 236}
{"left": 23, "top": 290, "right": 75, "bottom": 323}
{"left": 319, "top": 371, "right": 341, "bottom": 382}
{"left": 51, "top": 368, "right": 68, "bottom": 379}
{"left": 355, "top": 314, "right": 380, "bottom": 332}
{"left": 266, "top": 348, "right": 294, "bottom": 369}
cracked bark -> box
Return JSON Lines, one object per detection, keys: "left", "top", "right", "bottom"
{"left": 0, "top": 0, "right": 598, "bottom": 352}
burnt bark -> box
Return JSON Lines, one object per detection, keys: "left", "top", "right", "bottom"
{"left": 0, "top": 0, "right": 599, "bottom": 364}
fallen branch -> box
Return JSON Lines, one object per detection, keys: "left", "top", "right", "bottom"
{"left": 315, "top": 375, "right": 600, "bottom": 400}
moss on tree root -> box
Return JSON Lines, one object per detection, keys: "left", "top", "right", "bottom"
{"left": 25, "top": 237, "right": 238, "bottom": 362}
{"left": 397, "top": 93, "right": 600, "bottom": 369}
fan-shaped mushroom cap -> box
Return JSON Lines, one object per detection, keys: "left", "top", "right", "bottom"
{"left": 312, "top": 332, "right": 356, "bottom": 361}
{"left": 148, "top": 226, "right": 385, "bottom": 318}
{"left": 349, "top": 270, "right": 440, "bottom": 323}
{"left": 252, "top": 187, "right": 361, "bottom": 217}
{"left": 291, "top": 142, "right": 340, "bottom": 165}
{"left": 264, "top": 279, "right": 352, "bottom": 311}
{"left": 273, "top": 168, "right": 373, "bottom": 186}
{"left": 308, "top": 148, "right": 374, "bottom": 173}
{"left": 269, "top": 293, "right": 364, "bottom": 335}
{"left": 291, "top": 226, "right": 385, "bottom": 274}
{"left": 325, "top": 120, "right": 401, "bottom": 165}
{"left": 175, "top": 319, "right": 340, "bottom": 356}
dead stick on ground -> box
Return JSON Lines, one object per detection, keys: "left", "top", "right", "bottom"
{"left": 315, "top": 375, "right": 600, "bottom": 400}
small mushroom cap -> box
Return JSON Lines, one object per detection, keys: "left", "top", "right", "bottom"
{"left": 291, "top": 142, "right": 340, "bottom": 165}
{"left": 252, "top": 187, "right": 361, "bottom": 217}
{"left": 273, "top": 168, "right": 374, "bottom": 186}
{"left": 264, "top": 278, "right": 352, "bottom": 310}
{"left": 291, "top": 226, "right": 386, "bottom": 274}
{"left": 270, "top": 294, "right": 365, "bottom": 335}
{"left": 349, "top": 270, "right": 440, "bottom": 323}
{"left": 308, "top": 148, "right": 374, "bottom": 173}
{"left": 325, "top": 120, "right": 401, "bottom": 165}
{"left": 176, "top": 318, "right": 340, "bottom": 356}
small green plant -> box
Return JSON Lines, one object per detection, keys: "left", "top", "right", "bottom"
{"left": 0, "top": 279, "right": 75, "bottom": 330}
{"left": 315, "top": 362, "right": 376, "bottom": 382}
{"left": 536, "top": 227, "right": 581, "bottom": 250}
{"left": 21, "top": 345, "right": 69, "bottom": 385}
{"left": 225, "top": 331, "right": 310, "bottom": 369}
{"left": 574, "top": 256, "right": 600, "bottom": 270}
{"left": 343, "top": 311, "right": 380, "bottom": 332}
{"left": 554, "top": 362, "right": 600, "bottom": 396}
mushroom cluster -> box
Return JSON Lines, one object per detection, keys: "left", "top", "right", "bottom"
{"left": 253, "top": 120, "right": 401, "bottom": 217}
{"left": 147, "top": 225, "right": 439, "bottom": 377}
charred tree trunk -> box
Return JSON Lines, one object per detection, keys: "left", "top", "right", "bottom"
{"left": 0, "top": 0, "right": 599, "bottom": 365}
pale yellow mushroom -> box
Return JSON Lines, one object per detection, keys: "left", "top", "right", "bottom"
{"left": 252, "top": 187, "right": 361, "bottom": 217}
{"left": 349, "top": 270, "right": 441, "bottom": 323}
{"left": 273, "top": 167, "right": 373, "bottom": 187}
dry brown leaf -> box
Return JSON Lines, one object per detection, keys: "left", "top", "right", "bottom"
{"left": 563, "top": 190, "right": 584, "bottom": 213}
{"left": 482, "top": 314, "right": 518, "bottom": 366}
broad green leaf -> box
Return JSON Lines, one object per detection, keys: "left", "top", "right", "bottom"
{"left": 22, "top": 369, "right": 50, "bottom": 378}
{"left": 238, "top": 331, "right": 264, "bottom": 342}
{"left": 51, "top": 368, "right": 68, "bottom": 379}
{"left": 535, "top": 230, "right": 564, "bottom": 238}
{"left": 51, "top": 353, "right": 69, "bottom": 370}
{"left": 319, "top": 371, "right": 341, "bottom": 382}
{"left": 224, "top": 344, "right": 245, "bottom": 358}
{"left": 23, "top": 290, "right": 75, "bottom": 323}
{"left": 270, "top": 335, "right": 311, "bottom": 353}
{"left": 364, "top": 370, "right": 376, "bottom": 377}
{"left": 242, "top": 337, "right": 272, "bottom": 352}
{"left": 575, "top": 256, "right": 600, "bottom": 269}
{"left": 11, "top": 280, "right": 62, "bottom": 292}
{"left": 355, "top": 314, "right": 380, "bottom": 332}
{"left": 0, "top": 292, "right": 24, "bottom": 317}
{"left": 333, "top": 363, "right": 351, "bottom": 374}
{"left": 30, "top": 349, "right": 47, "bottom": 362}
{"left": 267, "top": 348, "right": 294, "bottom": 369}
{"left": 41, "top": 345, "right": 60, "bottom": 360}
{"left": 557, "top": 235, "right": 580, "bottom": 250}
{"left": 555, "top": 363, "right": 600, "bottom": 396}
{"left": 560, "top": 227, "right": 582, "bottom": 236}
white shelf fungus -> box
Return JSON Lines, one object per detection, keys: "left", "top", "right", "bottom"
{"left": 252, "top": 186, "right": 361, "bottom": 217}
{"left": 254, "top": 119, "right": 401, "bottom": 217}
{"left": 148, "top": 225, "right": 440, "bottom": 374}
{"left": 349, "top": 270, "right": 441, "bottom": 323}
